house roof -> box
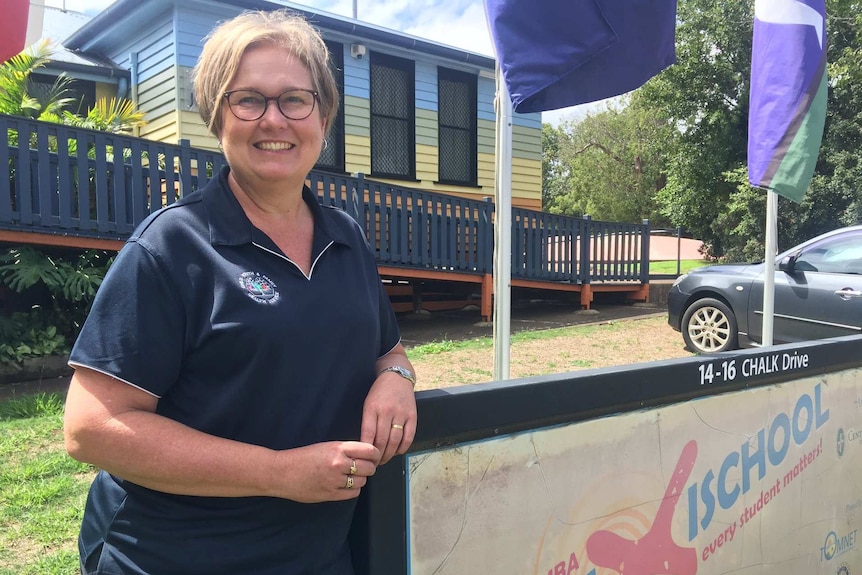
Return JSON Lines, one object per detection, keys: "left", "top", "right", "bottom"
{"left": 38, "top": 6, "right": 127, "bottom": 79}
{"left": 63, "top": 0, "right": 496, "bottom": 69}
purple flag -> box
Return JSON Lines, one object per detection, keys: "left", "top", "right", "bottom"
{"left": 483, "top": 0, "right": 677, "bottom": 113}
{"left": 748, "top": 0, "right": 827, "bottom": 203}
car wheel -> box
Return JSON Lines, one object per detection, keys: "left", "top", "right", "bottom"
{"left": 681, "top": 298, "right": 739, "bottom": 354}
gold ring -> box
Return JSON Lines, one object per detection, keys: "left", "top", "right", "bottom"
{"left": 349, "top": 459, "right": 357, "bottom": 476}
{"left": 391, "top": 423, "right": 404, "bottom": 430}
{"left": 345, "top": 476, "right": 354, "bottom": 489}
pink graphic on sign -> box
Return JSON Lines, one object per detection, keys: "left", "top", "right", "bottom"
{"left": 586, "top": 440, "right": 698, "bottom": 575}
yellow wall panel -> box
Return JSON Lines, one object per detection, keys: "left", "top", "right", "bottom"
{"left": 177, "top": 110, "right": 219, "bottom": 150}
{"left": 416, "top": 143, "right": 438, "bottom": 182}
{"left": 95, "top": 83, "right": 115, "bottom": 103}
{"left": 511, "top": 157, "right": 542, "bottom": 177}
{"left": 478, "top": 152, "right": 495, "bottom": 189}
{"left": 139, "top": 111, "right": 177, "bottom": 142}
{"left": 345, "top": 133, "right": 371, "bottom": 174}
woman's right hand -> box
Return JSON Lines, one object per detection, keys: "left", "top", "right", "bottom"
{"left": 273, "top": 441, "right": 380, "bottom": 503}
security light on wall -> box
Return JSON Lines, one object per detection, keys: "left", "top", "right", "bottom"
{"left": 350, "top": 43, "right": 367, "bottom": 59}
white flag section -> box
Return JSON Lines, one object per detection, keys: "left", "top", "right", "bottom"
{"left": 407, "top": 373, "right": 851, "bottom": 574}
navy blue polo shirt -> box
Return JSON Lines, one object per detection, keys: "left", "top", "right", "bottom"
{"left": 69, "top": 166, "right": 401, "bottom": 575}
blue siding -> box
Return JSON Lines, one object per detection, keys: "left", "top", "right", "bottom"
{"left": 108, "top": 15, "right": 174, "bottom": 85}
{"left": 478, "top": 76, "right": 495, "bottom": 122}
{"left": 176, "top": 5, "right": 241, "bottom": 68}
{"left": 343, "top": 54, "right": 370, "bottom": 99}
{"left": 476, "top": 76, "right": 541, "bottom": 129}
{"left": 415, "top": 62, "right": 436, "bottom": 112}
{"left": 513, "top": 112, "right": 542, "bottom": 130}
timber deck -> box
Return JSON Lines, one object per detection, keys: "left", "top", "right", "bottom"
{"left": 1, "top": 114, "right": 650, "bottom": 321}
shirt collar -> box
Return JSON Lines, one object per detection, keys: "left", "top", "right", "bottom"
{"left": 202, "top": 166, "right": 351, "bottom": 248}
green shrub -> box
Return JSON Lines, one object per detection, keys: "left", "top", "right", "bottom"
{"left": 0, "top": 247, "right": 112, "bottom": 367}
{"left": 0, "top": 313, "right": 68, "bottom": 366}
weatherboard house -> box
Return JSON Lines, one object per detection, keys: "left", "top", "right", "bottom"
{"left": 62, "top": 0, "right": 544, "bottom": 209}
{"left": 2, "top": 0, "right": 649, "bottom": 318}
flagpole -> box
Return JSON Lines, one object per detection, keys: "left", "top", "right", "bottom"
{"left": 761, "top": 190, "right": 778, "bottom": 346}
{"left": 493, "top": 64, "right": 512, "bottom": 380}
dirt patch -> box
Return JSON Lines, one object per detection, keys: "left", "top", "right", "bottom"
{"left": 410, "top": 315, "right": 693, "bottom": 391}
{"left": 1, "top": 303, "right": 688, "bottom": 398}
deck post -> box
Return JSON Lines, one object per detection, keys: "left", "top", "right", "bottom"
{"left": 411, "top": 280, "right": 422, "bottom": 314}
{"left": 481, "top": 273, "right": 493, "bottom": 322}
{"left": 580, "top": 284, "right": 593, "bottom": 309}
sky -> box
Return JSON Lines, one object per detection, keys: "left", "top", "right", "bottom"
{"left": 40, "top": 0, "right": 598, "bottom": 126}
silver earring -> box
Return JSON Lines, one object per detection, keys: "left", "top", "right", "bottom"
{"left": 322, "top": 139, "right": 329, "bottom": 151}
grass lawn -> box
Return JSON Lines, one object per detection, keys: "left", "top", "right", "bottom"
{"left": 0, "top": 316, "right": 689, "bottom": 573}
{"left": 0, "top": 393, "right": 93, "bottom": 575}
{"left": 650, "top": 259, "right": 709, "bottom": 275}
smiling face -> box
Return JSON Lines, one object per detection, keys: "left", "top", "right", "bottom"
{"left": 219, "top": 43, "right": 326, "bottom": 196}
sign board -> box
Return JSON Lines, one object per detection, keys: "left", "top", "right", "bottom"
{"left": 407, "top": 370, "right": 858, "bottom": 574}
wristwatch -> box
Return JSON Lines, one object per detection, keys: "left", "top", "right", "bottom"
{"left": 378, "top": 365, "right": 416, "bottom": 387}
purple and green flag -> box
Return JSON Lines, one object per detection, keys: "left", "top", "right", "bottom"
{"left": 748, "top": 0, "right": 827, "bottom": 203}
{"left": 483, "top": 0, "right": 677, "bottom": 113}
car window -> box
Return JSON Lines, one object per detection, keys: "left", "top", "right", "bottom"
{"left": 795, "top": 234, "right": 862, "bottom": 274}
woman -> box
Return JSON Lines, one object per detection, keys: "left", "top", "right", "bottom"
{"left": 63, "top": 10, "right": 417, "bottom": 574}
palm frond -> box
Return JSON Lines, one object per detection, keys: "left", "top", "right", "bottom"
{"left": 65, "top": 97, "right": 147, "bottom": 133}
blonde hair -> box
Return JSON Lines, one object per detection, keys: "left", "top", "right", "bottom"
{"left": 193, "top": 9, "right": 339, "bottom": 138}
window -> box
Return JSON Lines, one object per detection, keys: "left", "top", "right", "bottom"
{"left": 316, "top": 41, "right": 345, "bottom": 172}
{"left": 370, "top": 53, "right": 415, "bottom": 179}
{"left": 31, "top": 73, "right": 96, "bottom": 115}
{"left": 795, "top": 233, "right": 862, "bottom": 274}
{"left": 437, "top": 68, "right": 477, "bottom": 185}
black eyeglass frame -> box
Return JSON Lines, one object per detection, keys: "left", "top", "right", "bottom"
{"left": 222, "top": 88, "right": 320, "bottom": 121}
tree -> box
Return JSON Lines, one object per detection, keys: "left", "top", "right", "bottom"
{"left": 0, "top": 39, "right": 75, "bottom": 122}
{"left": 0, "top": 40, "right": 145, "bottom": 134}
{"left": 638, "top": 1, "right": 754, "bottom": 257}
{"left": 63, "top": 96, "right": 146, "bottom": 134}
{"left": 0, "top": 43, "right": 144, "bottom": 366}
{"left": 634, "top": 0, "right": 862, "bottom": 260}
{"left": 541, "top": 123, "right": 569, "bottom": 210}
{"left": 543, "top": 99, "right": 674, "bottom": 225}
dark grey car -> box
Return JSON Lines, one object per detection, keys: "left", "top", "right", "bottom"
{"left": 667, "top": 225, "right": 862, "bottom": 353}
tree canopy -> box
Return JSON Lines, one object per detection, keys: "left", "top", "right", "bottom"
{"left": 543, "top": 0, "right": 862, "bottom": 261}
{"left": 0, "top": 40, "right": 145, "bottom": 133}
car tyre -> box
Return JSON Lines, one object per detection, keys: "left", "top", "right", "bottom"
{"left": 681, "top": 298, "right": 738, "bottom": 354}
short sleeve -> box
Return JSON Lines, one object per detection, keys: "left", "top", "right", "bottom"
{"left": 377, "top": 276, "right": 401, "bottom": 357}
{"left": 69, "top": 240, "right": 186, "bottom": 397}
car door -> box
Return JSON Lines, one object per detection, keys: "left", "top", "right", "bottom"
{"left": 749, "top": 231, "right": 862, "bottom": 344}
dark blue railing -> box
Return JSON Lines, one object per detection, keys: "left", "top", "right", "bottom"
{"left": 1, "top": 114, "right": 648, "bottom": 284}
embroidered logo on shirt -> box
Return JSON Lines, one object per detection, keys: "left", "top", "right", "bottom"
{"left": 238, "top": 272, "right": 280, "bottom": 304}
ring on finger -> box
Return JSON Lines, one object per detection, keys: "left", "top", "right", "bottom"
{"left": 349, "top": 459, "right": 357, "bottom": 476}
{"left": 345, "top": 476, "right": 354, "bottom": 489}
{"left": 391, "top": 423, "right": 404, "bottom": 430}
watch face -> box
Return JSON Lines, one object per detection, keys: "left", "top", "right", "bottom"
{"left": 384, "top": 366, "right": 415, "bottom": 384}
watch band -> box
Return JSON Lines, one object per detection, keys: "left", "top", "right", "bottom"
{"left": 378, "top": 365, "right": 416, "bottom": 387}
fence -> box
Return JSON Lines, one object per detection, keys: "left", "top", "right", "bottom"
{"left": 2, "top": 114, "right": 649, "bottom": 286}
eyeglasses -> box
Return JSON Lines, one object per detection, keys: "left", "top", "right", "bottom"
{"left": 223, "top": 88, "right": 319, "bottom": 121}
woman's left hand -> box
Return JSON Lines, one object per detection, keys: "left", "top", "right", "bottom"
{"left": 361, "top": 347, "right": 417, "bottom": 465}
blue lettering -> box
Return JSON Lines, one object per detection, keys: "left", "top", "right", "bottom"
{"left": 717, "top": 451, "right": 740, "bottom": 509}
{"left": 688, "top": 483, "right": 699, "bottom": 541}
{"left": 815, "top": 383, "right": 829, "bottom": 428}
{"left": 700, "top": 470, "right": 716, "bottom": 532}
{"left": 686, "top": 385, "right": 830, "bottom": 545}
{"left": 768, "top": 413, "right": 790, "bottom": 467}
{"left": 792, "top": 393, "right": 813, "bottom": 445}
{"left": 741, "top": 428, "right": 766, "bottom": 493}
